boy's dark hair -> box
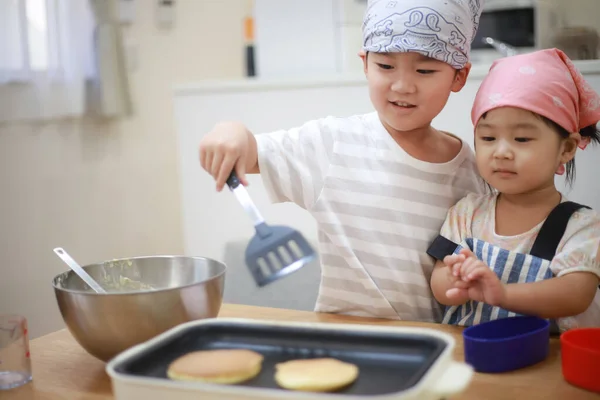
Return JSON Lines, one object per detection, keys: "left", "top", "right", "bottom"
{"left": 479, "top": 111, "right": 600, "bottom": 186}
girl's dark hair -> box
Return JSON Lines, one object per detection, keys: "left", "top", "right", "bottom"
{"left": 479, "top": 111, "right": 600, "bottom": 186}
{"left": 538, "top": 116, "right": 600, "bottom": 186}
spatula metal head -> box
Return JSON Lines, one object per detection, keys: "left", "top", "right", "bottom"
{"left": 226, "top": 171, "right": 316, "bottom": 287}
{"left": 246, "top": 223, "right": 316, "bottom": 287}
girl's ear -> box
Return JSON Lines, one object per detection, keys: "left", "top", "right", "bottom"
{"left": 560, "top": 132, "right": 581, "bottom": 164}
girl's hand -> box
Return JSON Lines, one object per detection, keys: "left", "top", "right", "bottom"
{"left": 446, "top": 248, "right": 507, "bottom": 307}
{"left": 441, "top": 252, "right": 470, "bottom": 304}
{"left": 445, "top": 276, "right": 471, "bottom": 304}
{"left": 443, "top": 253, "right": 466, "bottom": 277}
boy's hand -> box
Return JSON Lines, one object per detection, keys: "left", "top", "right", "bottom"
{"left": 199, "top": 122, "right": 255, "bottom": 191}
{"left": 444, "top": 248, "right": 507, "bottom": 307}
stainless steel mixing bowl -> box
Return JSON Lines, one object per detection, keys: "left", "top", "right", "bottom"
{"left": 52, "top": 255, "right": 226, "bottom": 362}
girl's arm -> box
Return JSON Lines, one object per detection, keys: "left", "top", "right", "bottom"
{"left": 499, "top": 272, "right": 599, "bottom": 319}
{"left": 456, "top": 247, "right": 599, "bottom": 319}
{"left": 500, "top": 213, "right": 600, "bottom": 319}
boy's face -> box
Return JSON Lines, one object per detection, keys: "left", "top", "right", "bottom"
{"left": 361, "top": 52, "right": 469, "bottom": 134}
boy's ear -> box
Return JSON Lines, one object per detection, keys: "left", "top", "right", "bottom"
{"left": 358, "top": 49, "right": 368, "bottom": 74}
{"left": 451, "top": 62, "right": 471, "bottom": 93}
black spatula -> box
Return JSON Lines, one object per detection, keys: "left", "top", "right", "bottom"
{"left": 226, "top": 171, "right": 316, "bottom": 287}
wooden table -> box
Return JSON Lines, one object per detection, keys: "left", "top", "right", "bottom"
{"left": 3, "top": 304, "right": 599, "bottom": 399}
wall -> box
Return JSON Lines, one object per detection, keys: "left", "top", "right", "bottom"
{"left": 0, "top": 0, "right": 246, "bottom": 339}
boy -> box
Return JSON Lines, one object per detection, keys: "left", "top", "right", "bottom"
{"left": 199, "top": 0, "right": 486, "bottom": 322}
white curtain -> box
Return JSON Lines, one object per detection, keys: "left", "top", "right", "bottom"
{"left": 0, "top": 0, "right": 131, "bottom": 123}
{"left": 0, "top": 0, "right": 94, "bottom": 122}
{"left": 88, "top": 0, "right": 133, "bottom": 118}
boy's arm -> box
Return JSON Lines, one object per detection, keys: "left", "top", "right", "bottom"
{"left": 255, "top": 117, "right": 336, "bottom": 210}
{"left": 499, "top": 272, "right": 599, "bottom": 319}
{"left": 245, "top": 128, "right": 259, "bottom": 174}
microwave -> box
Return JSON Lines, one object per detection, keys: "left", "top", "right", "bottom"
{"left": 470, "top": 0, "right": 561, "bottom": 64}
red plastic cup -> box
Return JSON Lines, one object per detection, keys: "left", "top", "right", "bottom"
{"left": 561, "top": 328, "right": 600, "bottom": 393}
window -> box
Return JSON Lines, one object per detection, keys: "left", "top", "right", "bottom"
{"left": 26, "top": 0, "right": 50, "bottom": 71}
{"left": 1, "top": 0, "right": 53, "bottom": 81}
{"left": 0, "top": 0, "right": 96, "bottom": 122}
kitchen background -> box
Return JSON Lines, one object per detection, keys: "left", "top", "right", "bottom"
{"left": 1, "top": 0, "right": 600, "bottom": 339}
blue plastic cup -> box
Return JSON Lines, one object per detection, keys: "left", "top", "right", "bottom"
{"left": 462, "top": 316, "right": 550, "bottom": 373}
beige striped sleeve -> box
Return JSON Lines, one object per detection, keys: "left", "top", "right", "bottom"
{"left": 551, "top": 208, "right": 600, "bottom": 279}
{"left": 255, "top": 117, "right": 336, "bottom": 210}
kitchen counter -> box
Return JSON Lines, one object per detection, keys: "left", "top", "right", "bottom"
{"left": 173, "top": 59, "right": 600, "bottom": 95}
{"left": 4, "top": 304, "right": 599, "bottom": 399}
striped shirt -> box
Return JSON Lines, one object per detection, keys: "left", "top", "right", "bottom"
{"left": 256, "top": 112, "right": 485, "bottom": 322}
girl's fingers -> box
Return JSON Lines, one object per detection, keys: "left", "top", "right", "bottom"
{"left": 452, "top": 262, "right": 463, "bottom": 276}
{"left": 460, "top": 257, "right": 477, "bottom": 280}
{"left": 444, "top": 254, "right": 464, "bottom": 266}
{"left": 459, "top": 248, "right": 476, "bottom": 259}
{"left": 467, "top": 264, "right": 486, "bottom": 280}
{"left": 446, "top": 287, "right": 469, "bottom": 301}
{"left": 452, "top": 279, "right": 470, "bottom": 289}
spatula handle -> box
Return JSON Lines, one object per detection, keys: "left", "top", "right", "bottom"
{"left": 226, "top": 171, "right": 242, "bottom": 189}
{"left": 226, "top": 171, "right": 265, "bottom": 227}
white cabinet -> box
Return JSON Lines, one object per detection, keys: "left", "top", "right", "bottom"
{"left": 253, "top": 0, "right": 367, "bottom": 78}
{"left": 254, "top": 0, "right": 340, "bottom": 78}
{"left": 336, "top": 0, "right": 365, "bottom": 24}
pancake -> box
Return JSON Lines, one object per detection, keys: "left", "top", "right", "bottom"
{"left": 274, "top": 357, "right": 359, "bottom": 392}
{"left": 167, "top": 349, "right": 264, "bottom": 384}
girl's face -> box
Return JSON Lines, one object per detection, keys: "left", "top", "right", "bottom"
{"left": 474, "top": 107, "right": 578, "bottom": 195}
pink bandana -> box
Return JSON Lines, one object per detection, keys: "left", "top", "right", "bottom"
{"left": 471, "top": 48, "right": 600, "bottom": 151}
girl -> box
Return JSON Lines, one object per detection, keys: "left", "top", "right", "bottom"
{"left": 428, "top": 48, "right": 600, "bottom": 332}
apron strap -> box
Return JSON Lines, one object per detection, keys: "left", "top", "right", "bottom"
{"left": 529, "top": 201, "right": 591, "bottom": 261}
{"left": 427, "top": 200, "right": 592, "bottom": 263}
{"left": 426, "top": 235, "right": 459, "bottom": 261}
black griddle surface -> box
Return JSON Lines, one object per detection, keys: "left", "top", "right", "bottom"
{"left": 112, "top": 320, "right": 447, "bottom": 396}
